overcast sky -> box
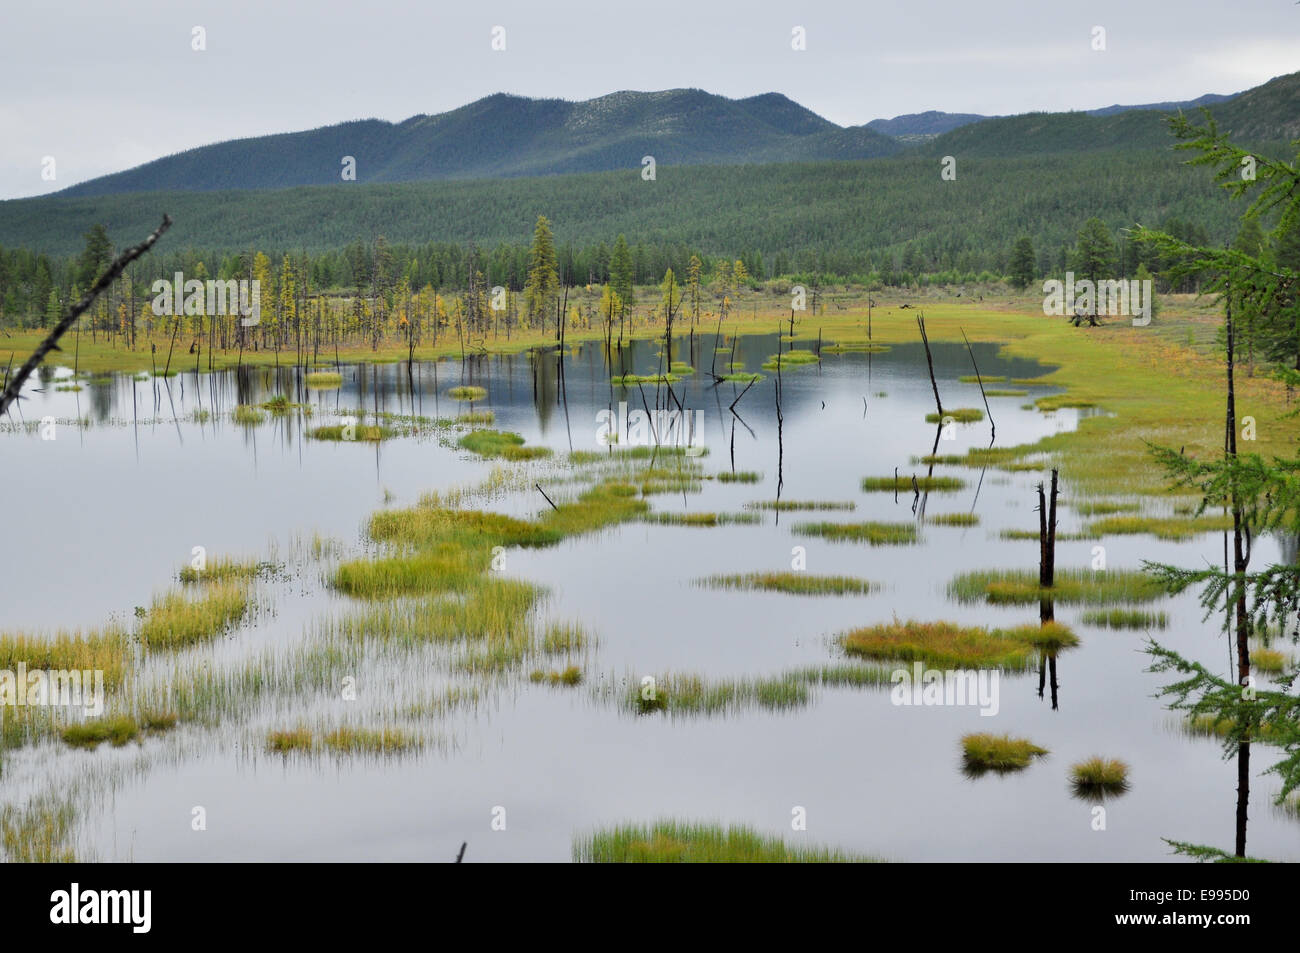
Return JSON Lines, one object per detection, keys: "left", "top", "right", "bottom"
{"left": 1, "top": 0, "right": 1296, "bottom": 199}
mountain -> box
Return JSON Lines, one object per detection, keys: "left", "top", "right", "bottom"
{"left": 867, "top": 91, "right": 1243, "bottom": 142}
{"left": 56, "top": 89, "right": 901, "bottom": 198}
{"left": 924, "top": 73, "right": 1295, "bottom": 157}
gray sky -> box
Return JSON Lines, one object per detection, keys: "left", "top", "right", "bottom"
{"left": 1, "top": 0, "right": 1297, "bottom": 199}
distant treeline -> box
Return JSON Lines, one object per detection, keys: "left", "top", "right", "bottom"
{"left": 0, "top": 148, "right": 1271, "bottom": 325}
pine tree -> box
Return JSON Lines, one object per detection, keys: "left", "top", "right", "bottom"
{"left": 523, "top": 215, "right": 559, "bottom": 327}
{"left": 1009, "top": 236, "right": 1036, "bottom": 289}
{"left": 609, "top": 234, "right": 635, "bottom": 315}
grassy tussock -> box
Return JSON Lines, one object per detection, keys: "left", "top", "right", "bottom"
{"left": 179, "top": 557, "right": 273, "bottom": 584}
{"left": 232, "top": 405, "right": 266, "bottom": 426}
{"left": 643, "top": 512, "right": 761, "bottom": 527}
{"left": 457, "top": 410, "right": 495, "bottom": 425}
{"left": 630, "top": 672, "right": 809, "bottom": 716}
{"left": 982, "top": 389, "right": 1029, "bottom": 397}
{"left": 960, "top": 375, "right": 1005, "bottom": 383}
{"left": 138, "top": 582, "right": 253, "bottom": 649}
{"left": 761, "top": 351, "right": 820, "bottom": 371}
{"left": 715, "top": 470, "right": 761, "bottom": 483}
{"left": 369, "top": 506, "right": 562, "bottom": 550}
{"left": 267, "top": 725, "right": 421, "bottom": 754}
{"left": 841, "top": 618, "right": 1078, "bottom": 670}
{"left": 458, "top": 429, "right": 551, "bottom": 460}
{"left": 1070, "top": 500, "right": 1141, "bottom": 516}
{"left": 961, "top": 733, "right": 1049, "bottom": 772}
{"left": 60, "top": 712, "right": 177, "bottom": 749}
{"left": 448, "top": 385, "right": 488, "bottom": 400}
{"left": 925, "top": 408, "right": 984, "bottom": 423}
{"left": 792, "top": 521, "right": 917, "bottom": 545}
{"left": 699, "top": 573, "right": 878, "bottom": 596}
{"left": 1069, "top": 757, "right": 1130, "bottom": 794}
{"left": 574, "top": 821, "right": 879, "bottom": 863}
{"left": 948, "top": 568, "right": 1167, "bottom": 605}
{"left": 861, "top": 475, "right": 965, "bottom": 492}
{"left": 307, "top": 423, "right": 394, "bottom": 441}
{"left": 825, "top": 342, "right": 891, "bottom": 353}
{"left": 928, "top": 512, "right": 978, "bottom": 527}
{"left": 529, "top": 665, "right": 583, "bottom": 686}
{"left": 1252, "top": 648, "right": 1289, "bottom": 674}
{"left": 304, "top": 371, "right": 343, "bottom": 388}
{"left": 0, "top": 627, "right": 129, "bottom": 689}
{"left": 1080, "top": 608, "right": 1168, "bottom": 629}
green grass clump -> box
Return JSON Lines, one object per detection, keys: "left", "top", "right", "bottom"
{"left": 61, "top": 716, "right": 140, "bottom": 749}
{"left": 629, "top": 673, "right": 809, "bottom": 716}
{"left": 457, "top": 410, "right": 495, "bottom": 425}
{"left": 928, "top": 512, "right": 978, "bottom": 527}
{"left": 332, "top": 549, "right": 482, "bottom": 598}
{"left": 669, "top": 362, "right": 694, "bottom": 375}
{"left": 761, "top": 350, "right": 820, "bottom": 371}
{"left": 999, "top": 529, "right": 1042, "bottom": 540}
{"left": 1035, "top": 395, "right": 1097, "bottom": 411}
{"left": 612, "top": 373, "right": 679, "bottom": 385}
{"left": 948, "top": 568, "right": 1167, "bottom": 606}
{"left": 824, "top": 342, "right": 891, "bottom": 353}
{"left": 54, "top": 384, "right": 83, "bottom": 392}
{"left": 716, "top": 471, "right": 761, "bottom": 483}
{"left": 841, "top": 619, "right": 1076, "bottom": 670}
{"left": 232, "top": 405, "right": 266, "bottom": 426}
{"left": 793, "top": 521, "right": 917, "bottom": 545}
{"left": 448, "top": 385, "right": 488, "bottom": 401}
{"left": 137, "top": 582, "right": 252, "bottom": 649}
{"left": 323, "top": 726, "right": 421, "bottom": 753}
{"left": 644, "top": 512, "right": 761, "bottom": 527}
{"left": 925, "top": 408, "right": 984, "bottom": 423}
{"left": 1086, "top": 514, "right": 1235, "bottom": 540}
{"left": 574, "top": 821, "right": 879, "bottom": 863}
{"left": 179, "top": 556, "right": 272, "bottom": 584}
{"left": 1080, "top": 608, "right": 1168, "bottom": 629}
{"left": 719, "top": 372, "right": 764, "bottom": 382}
{"left": 267, "top": 728, "right": 313, "bottom": 753}
{"left": 0, "top": 627, "right": 129, "bottom": 690}
{"left": 744, "top": 499, "right": 855, "bottom": 511}
{"left": 699, "top": 573, "right": 878, "bottom": 596}
{"left": 959, "top": 375, "right": 1005, "bottom": 383}
{"left": 457, "top": 429, "right": 552, "bottom": 460}
{"left": 529, "top": 665, "right": 584, "bottom": 686}
{"left": 540, "top": 480, "right": 651, "bottom": 535}
{"left": 369, "top": 506, "right": 562, "bottom": 550}
{"left": 261, "top": 394, "right": 307, "bottom": 415}
{"left": 1069, "top": 757, "right": 1130, "bottom": 795}
{"left": 861, "top": 474, "right": 965, "bottom": 492}
{"left": 304, "top": 371, "right": 343, "bottom": 388}
{"left": 307, "top": 423, "right": 393, "bottom": 442}
{"left": 961, "top": 733, "right": 1048, "bottom": 773}
{"left": 982, "top": 389, "right": 1029, "bottom": 397}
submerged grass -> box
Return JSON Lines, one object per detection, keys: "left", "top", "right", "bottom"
{"left": 793, "top": 521, "right": 917, "bottom": 545}
{"left": 948, "top": 568, "right": 1167, "bottom": 606}
{"left": 699, "top": 573, "right": 878, "bottom": 596}
{"left": 574, "top": 821, "right": 879, "bottom": 863}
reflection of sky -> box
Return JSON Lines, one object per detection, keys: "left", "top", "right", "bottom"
{"left": 4, "top": 335, "right": 1294, "bottom": 862}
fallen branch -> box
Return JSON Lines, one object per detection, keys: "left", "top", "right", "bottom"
{"left": 0, "top": 215, "right": 172, "bottom": 415}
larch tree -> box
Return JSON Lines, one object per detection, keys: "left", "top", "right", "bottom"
{"left": 523, "top": 215, "right": 559, "bottom": 330}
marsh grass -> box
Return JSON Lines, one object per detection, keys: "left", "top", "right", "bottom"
{"left": 612, "top": 373, "right": 679, "bottom": 385}
{"left": 267, "top": 728, "right": 313, "bottom": 753}
{"left": 982, "top": 389, "right": 1029, "bottom": 397}
{"left": 716, "top": 471, "right": 761, "bottom": 483}
{"left": 720, "top": 372, "right": 764, "bottom": 382}
{"left": 1, "top": 795, "right": 78, "bottom": 863}
{"left": 60, "top": 716, "right": 140, "bottom": 749}
{"left": 629, "top": 672, "right": 809, "bottom": 716}
{"left": 960, "top": 375, "right": 1006, "bottom": 383}
{"left": 369, "top": 506, "right": 562, "bottom": 550}
{"left": 928, "top": 512, "right": 978, "bottom": 527}
{"left": 138, "top": 582, "right": 252, "bottom": 649}
{"left": 744, "top": 500, "right": 855, "bottom": 511}
{"left": 793, "top": 521, "right": 917, "bottom": 545}
{"left": 307, "top": 423, "right": 394, "bottom": 442}
{"left": 457, "top": 411, "right": 495, "bottom": 425}
{"left": 448, "top": 385, "right": 488, "bottom": 401}
{"left": 304, "top": 371, "right": 343, "bottom": 388}
{"left": 324, "top": 726, "right": 421, "bottom": 753}
{"left": 0, "top": 626, "right": 129, "bottom": 689}
{"left": 925, "top": 408, "right": 984, "bottom": 423}
{"left": 458, "top": 429, "right": 552, "bottom": 461}
{"left": 761, "top": 351, "right": 820, "bottom": 371}
{"left": 1070, "top": 500, "right": 1141, "bottom": 516}
{"left": 1086, "top": 514, "right": 1234, "bottom": 540}
{"left": 574, "top": 821, "right": 879, "bottom": 863}
{"left": 699, "top": 573, "right": 878, "bottom": 596}
{"left": 529, "top": 665, "right": 583, "bottom": 686}
{"left": 841, "top": 619, "right": 1077, "bottom": 670}
{"left": 861, "top": 475, "right": 965, "bottom": 492}
{"left": 232, "top": 405, "right": 266, "bottom": 426}
{"left": 1069, "top": 757, "right": 1130, "bottom": 795}
{"left": 824, "top": 342, "right": 891, "bottom": 353}
{"left": 179, "top": 557, "right": 274, "bottom": 584}
{"left": 1253, "top": 648, "right": 1289, "bottom": 674}
{"left": 1080, "top": 608, "right": 1169, "bottom": 629}
{"left": 948, "top": 568, "right": 1167, "bottom": 606}
{"left": 961, "top": 733, "right": 1048, "bottom": 773}
{"left": 644, "top": 512, "right": 761, "bottom": 527}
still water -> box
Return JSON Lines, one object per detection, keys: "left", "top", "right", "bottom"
{"left": 2, "top": 333, "right": 1295, "bottom": 861}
